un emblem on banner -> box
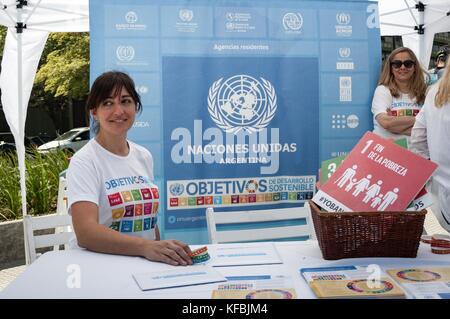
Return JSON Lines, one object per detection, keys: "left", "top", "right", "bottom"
{"left": 282, "top": 13, "right": 303, "bottom": 31}
{"left": 116, "top": 46, "right": 135, "bottom": 62}
{"left": 125, "top": 11, "right": 138, "bottom": 24}
{"left": 208, "top": 75, "right": 277, "bottom": 134}
{"left": 339, "top": 47, "right": 351, "bottom": 58}
{"left": 179, "top": 9, "right": 193, "bottom": 22}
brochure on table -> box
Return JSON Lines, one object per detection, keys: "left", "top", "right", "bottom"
{"left": 300, "top": 265, "right": 405, "bottom": 299}
{"left": 207, "top": 242, "right": 283, "bottom": 267}
{"left": 387, "top": 267, "right": 450, "bottom": 299}
{"left": 133, "top": 265, "right": 226, "bottom": 291}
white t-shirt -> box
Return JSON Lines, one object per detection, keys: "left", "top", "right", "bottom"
{"left": 67, "top": 139, "right": 158, "bottom": 247}
{"left": 410, "top": 84, "right": 450, "bottom": 230}
{"left": 371, "top": 85, "right": 422, "bottom": 140}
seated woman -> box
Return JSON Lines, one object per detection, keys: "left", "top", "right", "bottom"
{"left": 67, "top": 71, "right": 192, "bottom": 266}
{"left": 410, "top": 63, "right": 450, "bottom": 232}
{"left": 371, "top": 47, "right": 427, "bottom": 143}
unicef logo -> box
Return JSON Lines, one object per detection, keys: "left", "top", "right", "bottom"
{"left": 169, "top": 183, "right": 185, "bottom": 196}
{"left": 179, "top": 9, "right": 193, "bottom": 22}
{"left": 339, "top": 48, "right": 351, "bottom": 58}
{"left": 116, "top": 46, "right": 135, "bottom": 62}
{"left": 282, "top": 13, "right": 303, "bottom": 31}
{"left": 125, "top": 11, "right": 138, "bottom": 24}
{"left": 208, "top": 75, "right": 277, "bottom": 134}
{"left": 336, "top": 12, "right": 351, "bottom": 25}
{"left": 226, "top": 13, "right": 234, "bottom": 21}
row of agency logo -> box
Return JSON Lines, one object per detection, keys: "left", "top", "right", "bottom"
{"left": 167, "top": 176, "right": 316, "bottom": 197}
{"left": 107, "top": 7, "right": 378, "bottom": 37}
{"left": 168, "top": 191, "right": 315, "bottom": 209}
{"left": 114, "top": 46, "right": 356, "bottom": 74}
{"left": 166, "top": 175, "right": 316, "bottom": 210}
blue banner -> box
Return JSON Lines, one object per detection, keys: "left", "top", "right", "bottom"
{"left": 90, "top": 0, "right": 381, "bottom": 243}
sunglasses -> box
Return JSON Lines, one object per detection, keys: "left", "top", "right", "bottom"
{"left": 391, "top": 60, "right": 415, "bottom": 69}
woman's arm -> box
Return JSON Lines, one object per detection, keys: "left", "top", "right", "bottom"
{"left": 71, "top": 201, "right": 192, "bottom": 266}
{"left": 410, "top": 107, "right": 429, "bottom": 159}
{"left": 374, "top": 113, "right": 416, "bottom": 135}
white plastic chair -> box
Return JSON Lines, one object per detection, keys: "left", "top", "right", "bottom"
{"left": 24, "top": 213, "right": 73, "bottom": 263}
{"left": 206, "top": 202, "right": 316, "bottom": 244}
{"left": 56, "top": 175, "right": 68, "bottom": 215}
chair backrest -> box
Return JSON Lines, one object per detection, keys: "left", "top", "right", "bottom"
{"left": 24, "top": 213, "right": 73, "bottom": 263}
{"left": 206, "top": 202, "right": 316, "bottom": 244}
{"left": 56, "top": 176, "right": 68, "bottom": 215}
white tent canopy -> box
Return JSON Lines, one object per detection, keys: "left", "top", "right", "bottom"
{"left": 0, "top": 0, "right": 88, "bottom": 264}
{"left": 379, "top": 0, "right": 450, "bottom": 68}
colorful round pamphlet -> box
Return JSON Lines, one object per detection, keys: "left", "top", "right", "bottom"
{"left": 396, "top": 269, "right": 442, "bottom": 282}
{"left": 245, "top": 289, "right": 294, "bottom": 299}
{"left": 346, "top": 279, "right": 394, "bottom": 294}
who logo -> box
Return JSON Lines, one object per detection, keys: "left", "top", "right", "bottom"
{"left": 208, "top": 74, "right": 277, "bottom": 134}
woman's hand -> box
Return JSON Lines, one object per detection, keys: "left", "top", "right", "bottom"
{"left": 141, "top": 240, "right": 193, "bottom": 266}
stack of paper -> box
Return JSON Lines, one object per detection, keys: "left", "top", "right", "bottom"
{"left": 300, "top": 265, "right": 405, "bottom": 299}
{"left": 133, "top": 265, "right": 226, "bottom": 291}
{"left": 211, "top": 274, "right": 297, "bottom": 299}
{"left": 386, "top": 267, "right": 450, "bottom": 299}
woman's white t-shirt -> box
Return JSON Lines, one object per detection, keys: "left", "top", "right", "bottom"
{"left": 371, "top": 85, "right": 422, "bottom": 140}
{"left": 67, "top": 139, "right": 159, "bottom": 247}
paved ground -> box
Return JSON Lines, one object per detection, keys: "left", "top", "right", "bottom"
{"left": 1, "top": 208, "right": 449, "bottom": 292}
{"left": 0, "top": 265, "right": 26, "bottom": 291}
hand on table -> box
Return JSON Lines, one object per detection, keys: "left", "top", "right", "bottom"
{"left": 142, "top": 240, "right": 193, "bottom": 266}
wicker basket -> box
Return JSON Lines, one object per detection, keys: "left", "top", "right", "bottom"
{"left": 309, "top": 200, "right": 427, "bottom": 260}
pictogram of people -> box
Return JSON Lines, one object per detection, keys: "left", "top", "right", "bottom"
{"left": 371, "top": 194, "right": 383, "bottom": 208}
{"left": 363, "top": 180, "right": 383, "bottom": 203}
{"left": 334, "top": 165, "right": 357, "bottom": 188}
{"left": 378, "top": 188, "right": 399, "bottom": 211}
{"left": 345, "top": 178, "right": 358, "bottom": 192}
{"left": 352, "top": 174, "right": 372, "bottom": 197}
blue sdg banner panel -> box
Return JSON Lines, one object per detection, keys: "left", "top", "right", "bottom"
{"left": 90, "top": 0, "right": 381, "bottom": 243}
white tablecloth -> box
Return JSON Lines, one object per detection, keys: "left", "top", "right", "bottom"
{"left": 2, "top": 240, "right": 449, "bottom": 299}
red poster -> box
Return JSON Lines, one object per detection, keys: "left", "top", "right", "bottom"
{"left": 313, "top": 132, "right": 437, "bottom": 212}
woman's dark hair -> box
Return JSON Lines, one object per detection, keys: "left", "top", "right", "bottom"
{"left": 86, "top": 71, "right": 142, "bottom": 133}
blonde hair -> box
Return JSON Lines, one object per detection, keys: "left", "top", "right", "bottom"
{"left": 378, "top": 47, "right": 427, "bottom": 105}
{"left": 435, "top": 63, "right": 450, "bottom": 108}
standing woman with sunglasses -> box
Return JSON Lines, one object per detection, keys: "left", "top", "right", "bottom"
{"left": 371, "top": 47, "right": 427, "bottom": 142}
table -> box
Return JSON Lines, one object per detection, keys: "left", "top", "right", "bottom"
{"left": 2, "top": 240, "right": 449, "bottom": 299}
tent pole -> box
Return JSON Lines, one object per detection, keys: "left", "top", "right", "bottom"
{"left": 16, "top": 0, "right": 30, "bottom": 265}
{"left": 416, "top": 2, "right": 426, "bottom": 66}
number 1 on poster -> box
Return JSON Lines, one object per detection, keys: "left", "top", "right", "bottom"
{"left": 361, "top": 139, "right": 373, "bottom": 154}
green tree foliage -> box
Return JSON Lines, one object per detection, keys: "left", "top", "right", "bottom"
{"left": 35, "top": 32, "right": 89, "bottom": 100}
